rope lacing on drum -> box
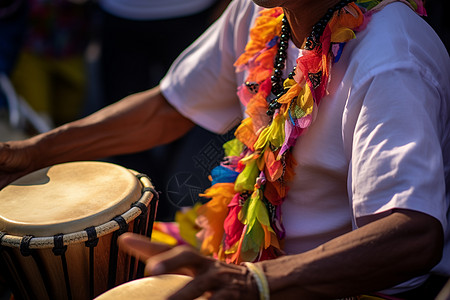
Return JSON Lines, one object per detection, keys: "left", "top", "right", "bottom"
{"left": 130, "top": 174, "right": 158, "bottom": 280}
{"left": 113, "top": 216, "right": 128, "bottom": 235}
{"left": 0, "top": 232, "right": 5, "bottom": 250}
{"left": 85, "top": 226, "right": 99, "bottom": 248}
{"left": 85, "top": 226, "right": 99, "bottom": 299}
{"left": 19, "top": 235, "right": 56, "bottom": 299}
{"left": 148, "top": 188, "right": 160, "bottom": 204}
{"left": 148, "top": 187, "right": 160, "bottom": 202}
{"left": 19, "top": 235, "right": 34, "bottom": 256}
{"left": 136, "top": 173, "right": 149, "bottom": 180}
{"left": 108, "top": 215, "right": 129, "bottom": 289}
{"left": 136, "top": 173, "right": 160, "bottom": 203}
{"left": 53, "top": 233, "right": 72, "bottom": 300}
{"left": 52, "top": 233, "right": 67, "bottom": 256}
{"left": 131, "top": 201, "right": 148, "bottom": 216}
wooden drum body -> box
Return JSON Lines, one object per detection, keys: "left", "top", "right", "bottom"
{"left": 0, "top": 161, "right": 158, "bottom": 300}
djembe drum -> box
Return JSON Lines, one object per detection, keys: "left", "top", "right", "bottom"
{"left": 0, "top": 161, "right": 158, "bottom": 300}
{"left": 94, "top": 275, "right": 207, "bottom": 300}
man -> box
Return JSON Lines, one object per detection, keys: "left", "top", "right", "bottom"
{"left": 0, "top": 0, "right": 449, "bottom": 299}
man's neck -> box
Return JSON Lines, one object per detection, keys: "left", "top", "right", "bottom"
{"left": 282, "top": 0, "right": 342, "bottom": 48}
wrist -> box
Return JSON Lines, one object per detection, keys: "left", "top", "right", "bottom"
{"left": 31, "top": 123, "right": 84, "bottom": 168}
{"left": 244, "top": 262, "right": 270, "bottom": 300}
{"left": 29, "top": 133, "right": 54, "bottom": 170}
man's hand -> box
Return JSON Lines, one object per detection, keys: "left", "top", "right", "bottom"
{"left": 118, "top": 233, "right": 259, "bottom": 300}
{"left": 0, "top": 140, "right": 37, "bottom": 189}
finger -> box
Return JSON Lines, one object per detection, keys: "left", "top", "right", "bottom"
{"left": 0, "top": 142, "right": 35, "bottom": 189}
{"left": 145, "top": 245, "right": 213, "bottom": 277}
{"left": 167, "top": 267, "right": 250, "bottom": 300}
{"left": 0, "top": 172, "right": 28, "bottom": 190}
{"left": 118, "top": 232, "right": 172, "bottom": 261}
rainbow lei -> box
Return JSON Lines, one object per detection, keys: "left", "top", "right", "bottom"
{"left": 196, "top": 0, "right": 426, "bottom": 264}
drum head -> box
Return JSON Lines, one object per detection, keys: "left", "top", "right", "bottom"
{"left": 0, "top": 161, "right": 141, "bottom": 237}
{"left": 94, "top": 275, "right": 207, "bottom": 300}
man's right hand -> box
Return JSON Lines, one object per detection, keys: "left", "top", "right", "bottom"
{"left": 0, "top": 140, "right": 37, "bottom": 189}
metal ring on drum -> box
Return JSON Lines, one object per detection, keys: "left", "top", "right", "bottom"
{"left": 0, "top": 161, "right": 159, "bottom": 300}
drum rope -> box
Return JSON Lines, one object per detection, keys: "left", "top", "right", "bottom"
{"left": 53, "top": 233, "right": 72, "bottom": 300}
{"left": 0, "top": 232, "right": 5, "bottom": 248}
{"left": 107, "top": 216, "right": 128, "bottom": 289}
{"left": 19, "top": 235, "right": 33, "bottom": 257}
{"left": 20, "top": 235, "right": 56, "bottom": 299}
{"left": 85, "top": 226, "right": 99, "bottom": 300}
{"left": 131, "top": 201, "right": 148, "bottom": 217}
{"left": 130, "top": 198, "right": 149, "bottom": 281}
{"left": 142, "top": 182, "right": 160, "bottom": 278}
{"left": 146, "top": 186, "right": 159, "bottom": 243}
{"left": 135, "top": 173, "right": 160, "bottom": 278}
{"left": 136, "top": 173, "right": 150, "bottom": 180}
{"left": 2, "top": 231, "right": 33, "bottom": 299}
{"left": 0, "top": 247, "right": 35, "bottom": 299}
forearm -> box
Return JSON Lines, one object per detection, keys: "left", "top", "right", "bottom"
{"left": 260, "top": 210, "right": 443, "bottom": 299}
{"left": 28, "top": 86, "right": 194, "bottom": 169}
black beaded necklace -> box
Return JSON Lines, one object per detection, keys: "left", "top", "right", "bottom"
{"left": 306, "top": 0, "right": 355, "bottom": 50}
{"left": 271, "top": 16, "right": 291, "bottom": 96}
{"left": 267, "top": 0, "right": 354, "bottom": 116}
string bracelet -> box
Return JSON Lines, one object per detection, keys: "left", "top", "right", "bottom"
{"left": 243, "top": 262, "right": 270, "bottom": 300}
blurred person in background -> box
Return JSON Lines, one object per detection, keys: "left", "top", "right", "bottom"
{"left": 0, "top": 0, "right": 27, "bottom": 127}
{"left": 0, "top": 0, "right": 27, "bottom": 81}
{"left": 10, "top": 0, "right": 94, "bottom": 127}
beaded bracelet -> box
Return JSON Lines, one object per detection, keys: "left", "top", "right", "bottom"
{"left": 243, "top": 262, "right": 270, "bottom": 300}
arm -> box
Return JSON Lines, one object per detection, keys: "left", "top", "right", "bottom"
{"left": 118, "top": 209, "right": 443, "bottom": 299}
{"left": 264, "top": 209, "right": 443, "bottom": 299}
{"left": 0, "top": 86, "right": 194, "bottom": 188}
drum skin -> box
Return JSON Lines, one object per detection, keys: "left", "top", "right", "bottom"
{"left": 94, "top": 275, "right": 207, "bottom": 300}
{"left": 0, "top": 161, "right": 141, "bottom": 236}
{"left": 0, "top": 161, "right": 155, "bottom": 300}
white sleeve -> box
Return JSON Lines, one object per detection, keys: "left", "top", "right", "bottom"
{"left": 160, "top": 0, "right": 258, "bottom": 134}
{"left": 347, "top": 62, "right": 448, "bottom": 230}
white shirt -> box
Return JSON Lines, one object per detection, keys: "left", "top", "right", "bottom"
{"left": 161, "top": 0, "right": 450, "bottom": 293}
